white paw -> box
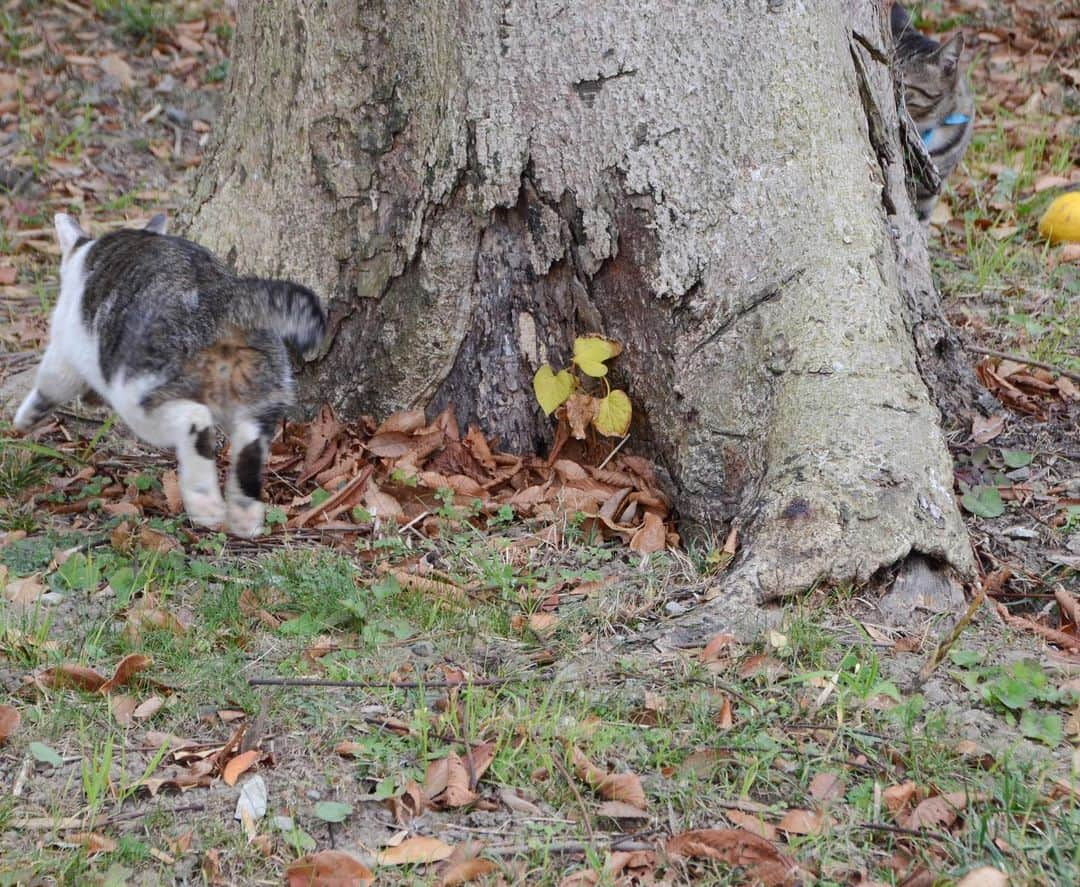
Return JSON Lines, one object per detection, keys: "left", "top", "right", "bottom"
{"left": 183, "top": 485, "right": 227, "bottom": 530}
{"left": 13, "top": 398, "right": 37, "bottom": 430}
{"left": 227, "top": 498, "right": 265, "bottom": 538}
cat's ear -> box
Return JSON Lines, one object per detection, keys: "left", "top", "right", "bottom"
{"left": 938, "top": 34, "right": 964, "bottom": 77}
{"left": 54, "top": 214, "right": 89, "bottom": 256}
{"left": 144, "top": 213, "right": 168, "bottom": 234}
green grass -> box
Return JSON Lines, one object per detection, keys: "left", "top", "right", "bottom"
{"left": 933, "top": 98, "right": 1080, "bottom": 373}
{"left": 92, "top": 0, "right": 175, "bottom": 43}
{"left": 1, "top": 511, "right": 1076, "bottom": 884}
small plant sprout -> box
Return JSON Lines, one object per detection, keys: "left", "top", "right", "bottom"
{"left": 532, "top": 336, "right": 633, "bottom": 438}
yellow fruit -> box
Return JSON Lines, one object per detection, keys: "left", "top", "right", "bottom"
{"left": 1038, "top": 191, "right": 1080, "bottom": 244}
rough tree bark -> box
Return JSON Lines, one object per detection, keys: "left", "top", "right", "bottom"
{"left": 186, "top": 0, "right": 975, "bottom": 636}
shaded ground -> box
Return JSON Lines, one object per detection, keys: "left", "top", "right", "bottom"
{"left": 0, "top": 2, "right": 1077, "bottom": 885}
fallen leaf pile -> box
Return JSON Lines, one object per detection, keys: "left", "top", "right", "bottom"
{"left": 974, "top": 357, "right": 1078, "bottom": 420}
{"left": 26, "top": 652, "right": 270, "bottom": 795}
{"left": 665, "top": 828, "right": 805, "bottom": 887}
{"left": 136, "top": 720, "right": 272, "bottom": 796}
{"left": 264, "top": 404, "right": 677, "bottom": 551}
{"left": 13, "top": 403, "right": 678, "bottom": 554}
{"left": 383, "top": 742, "right": 498, "bottom": 823}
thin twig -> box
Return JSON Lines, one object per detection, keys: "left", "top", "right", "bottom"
{"left": 964, "top": 344, "right": 1080, "bottom": 384}
{"left": 713, "top": 796, "right": 776, "bottom": 815}
{"left": 486, "top": 838, "right": 654, "bottom": 857}
{"left": 856, "top": 821, "right": 954, "bottom": 845}
{"left": 917, "top": 568, "right": 1013, "bottom": 688}
{"left": 597, "top": 434, "right": 630, "bottom": 470}
{"left": 103, "top": 802, "right": 205, "bottom": 827}
{"left": 550, "top": 748, "right": 596, "bottom": 843}
{"left": 246, "top": 675, "right": 531, "bottom": 689}
{"left": 781, "top": 723, "right": 891, "bottom": 741}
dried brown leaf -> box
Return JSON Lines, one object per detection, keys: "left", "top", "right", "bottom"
{"left": 903, "top": 790, "right": 974, "bottom": 830}
{"left": 367, "top": 431, "right": 416, "bottom": 458}
{"left": 883, "top": 781, "right": 918, "bottom": 815}
{"left": 677, "top": 747, "right": 731, "bottom": 778}
{"left": 629, "top": 511, "right": 667, "bottom": 554}
{"left": 363, "top": 482, "right": 405, "bottom": 522}
{"left": 725, "top": 809, "right": 779, "bottom": 841}
{"left": 955, "top": 868, "right": 1008, "bottom": 887}
{"left": 376, "top": 836, "right": 455, "bottom": 866}
{"left": 286, "top": 850, "right": 374, "bottom": 887}
{"left": 0, "top": 704, "right": 21, "bottom": 742}
{"left": 99, "top": 53, "right": 134, "bottom": 89}
{"left": 75, "top": 831, "right": 117, "bottom": 856}
{"left": 222, "top": 749, "right": 260, "bottom": 786}
{"left": 38, "top": 663, "right": 107, "bottom": 692}
{"left": 714, "top": 695, "right": 734, "bottom": 730}
{"left": 377, "top": 409, "right": 427, "bottom": 435}
{"left": 499, "top": 787, "right": 543, "bottom": 816}
{"left": 132, "top": 696, "right": 164, "bottom": 720}
{"left": 99, "top": 654, "right": 152, "bottom": 694}
{"left": 438, "top": 857, "right": 499, "bottom": 886}
{"left": 597, "top": 800, "right": 650, "bottom": 819}
{"left": 111, "top": 694, "right": 137, "bottom": 726}
{"left": 700, "top": 632, "right": 736, "bottom": 664}
{"left": 971, "top": 414, "right": 1005, "bottom": 444}
{"left": 808, "top": 772, "right": 846, "bottom": 804}
{"left": 137, "top": 527, "right": 180, "bottom": 553}
{"left": 666, "top": 828, "right": 801, "bottom": 886}
{"left": 161, "top": 470, "right": 183, "bottom": 514}
{"left": 570, "top": 747, "right": 647, "bottom": 809}
{"left": 564, "top": 393, "right": 599, "bottom": 440}
{"left": 335, "top": 740, "right": 364, "bottom": 757}
{"left": 778, "top": 808, "right": 830, "bottom": 835}
{"left": 5, "top": 574, "right": 45, "bottom": 605}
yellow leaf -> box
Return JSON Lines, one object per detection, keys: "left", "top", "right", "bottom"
{"left": 573, "top": 336, "right": 622, "bottom": 377}
{"left": 592, "top": 389, "right": 632, "bottom": 436}
{"left": 532, "top": 365, "right": 576, "bottom": 415}
{"left": 1039, "top": 192, "right": 1080, "bottom": 244}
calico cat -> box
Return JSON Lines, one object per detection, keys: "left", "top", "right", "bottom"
{"left": 890, "top": 3, "right": 974, "bottom": 222}
{"left": 13, "top": 214, "right": 327, "bottom": 537}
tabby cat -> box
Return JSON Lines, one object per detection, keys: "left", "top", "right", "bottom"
{"left": 13, "top": 214, "right": 327, "bottom": 537}
{"left": 891, "top": 3, "right": 974, "bottom": 222}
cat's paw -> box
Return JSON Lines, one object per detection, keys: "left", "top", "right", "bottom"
{"left": 227, "top": 498, "right": 264, "bottom": 538}
{"left": 183, "top": 486, "right": 227, "bottom": 530}
{"left": 13, "top": 393, "right": 45, "bottom": 430}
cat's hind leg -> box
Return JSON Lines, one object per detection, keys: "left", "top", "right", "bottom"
{"left": 224, "top": 410, "right": 281, "bottom": 538}
{"left": 151, "top": 400, "right": 226, "bottom": 530}
{"left": 13, "top": 349, "right": 87, "bottom": 430}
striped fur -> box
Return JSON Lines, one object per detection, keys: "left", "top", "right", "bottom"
{"left": 891, "top": 4, "right": 974, "bottom": 222}
{"left": 14, "top": 214, "right": 327, "bottom": 537}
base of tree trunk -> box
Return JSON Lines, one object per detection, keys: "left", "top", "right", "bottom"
{"left": 186, "top": 0, "right": 974, "bottom": 633}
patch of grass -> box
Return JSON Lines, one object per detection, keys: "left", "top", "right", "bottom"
{"left": 0, "top": 11, "right": 27, "bottom": 63}
{"left": 935, "top": 95, "right": 1080, "bottom": 371}
{"left": 92, "top": 0, "right": 175, "bottom": 43}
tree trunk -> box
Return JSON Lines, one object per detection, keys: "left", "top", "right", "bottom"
{"left": 186, "top": 0, "right": 974, "bottom": 633}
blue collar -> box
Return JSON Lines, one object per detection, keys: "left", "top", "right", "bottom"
{"left": 921, "top": 113, "right": 970, "bottom": 147}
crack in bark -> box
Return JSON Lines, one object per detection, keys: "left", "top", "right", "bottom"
{"left": 573, "top": 68, "right": 638, "bottom": 106}
{"left": 688, "top": 267, "right": 806, "bottom": 359}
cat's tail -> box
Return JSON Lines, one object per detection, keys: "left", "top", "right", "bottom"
{"left": 247, "top": 280, "right": 328, "bottom": 360}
